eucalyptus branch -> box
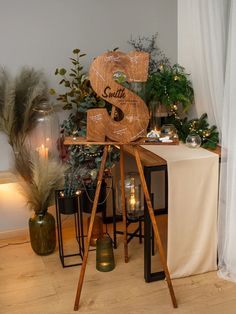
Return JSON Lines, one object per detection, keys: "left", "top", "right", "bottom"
{"left": 128, "top": 33, "right": 170, "bottom": 73}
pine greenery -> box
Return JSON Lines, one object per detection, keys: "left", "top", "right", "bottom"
{"left": 166, "top": 113, "right": 219, "bottom": 149}
{"left": 146, "top": 64, "right": 194, "bottom": 112}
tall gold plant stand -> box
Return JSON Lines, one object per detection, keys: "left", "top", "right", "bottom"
{"left": 64, "top": 137, "right": 178, "bottom": 311}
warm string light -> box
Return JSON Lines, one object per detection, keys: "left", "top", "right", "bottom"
{"left": 68, "top": 128, "right": 104, "bottom": 158}
{"left": 169, "top": 103, "right": 179, "bottom": 119}
{"left": 188, "top": 121, "right": 212, "bottom": 141}
{"left": 59, "top": 190, "right": 81, "bottom": 198}
{"left": 159, "top": 64, "right": 180, "bottom": 107}
{"left": 83, "top": 152, "right": 102, "bottom": 157}
{"left": 78, "top": 146, "right": 103, "bottom": 158}
{"left": 164, "top": 85, "right": 170, "bottom": 104}
{"left": 59, "top": 191, "right": 65, "bottom": 197}
{"left": 202, "top": 130, "right": 211, "bottom": 138}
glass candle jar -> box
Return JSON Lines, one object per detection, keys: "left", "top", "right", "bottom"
{"left": 117, "top": 172, "right": 144, "bottom": 220}
{"left": 160, "top": 124, "right": 177, "bottom": 139}
{"left": 186, "top": 134, "right": 202, "bottom": 148}
{"left": 29, "top": 102, "right": 59, "bottom": 159}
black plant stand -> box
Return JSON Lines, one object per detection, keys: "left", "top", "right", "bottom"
{"left": 55, "top": 190, "right": 85, "bottom": 268}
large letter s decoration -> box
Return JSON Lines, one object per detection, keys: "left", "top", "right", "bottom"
{"left": 87, "top": 51, "right": 149, "bottom": 143}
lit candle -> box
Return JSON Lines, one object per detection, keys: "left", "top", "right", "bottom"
{"left": 129, "top": 177, "right": 136, "bottom": 211}
{"left": 37, "top": 144, "right": 48, "bottom": 159}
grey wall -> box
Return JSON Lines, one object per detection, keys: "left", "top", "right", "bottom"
{"left": 0, "top": 0, "right": 177, "bottom": 171}
{"left": 0, "top": 0, "right": 177, "bottom": 232}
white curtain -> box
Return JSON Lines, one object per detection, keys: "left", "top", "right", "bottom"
{"left": 178, "top": 0, "right": 228, "bottom": 135}
{"left": 178, "top": 0, "right": 236, "bottom": 281}
{"left": 218, "top": 0, "right": 236, "bottom": 281}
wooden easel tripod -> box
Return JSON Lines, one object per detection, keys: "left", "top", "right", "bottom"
{"left": 70, "top": 140, "right": 178, "bottom": 311}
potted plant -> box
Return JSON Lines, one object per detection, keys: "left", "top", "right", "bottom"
{"left": 0, "top": 67, "right": 67, "bottom": 255}
{"left": 145, "top": 63, "right": 194, "bottom": 124}
{"left": 51, "top": 49, "right": 119, "bottom": 214}
{"left": 17, "top": 148, "right": 66, "bottom": 255}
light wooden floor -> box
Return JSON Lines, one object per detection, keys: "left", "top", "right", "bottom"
{"left": 1, "top": 217, "right": 236, "bottom": 314}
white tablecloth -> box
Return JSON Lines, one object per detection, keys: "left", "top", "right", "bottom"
{"left": 142, "top": 143, "right": 219, "bottom": 278}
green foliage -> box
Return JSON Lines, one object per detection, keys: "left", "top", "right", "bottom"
{"left": 61, "top": 112, "right": 119, "bottom": 196}
{"left": 146, "top": 64, "right": 194, "bottom": 112}
{"left": 50, "top": 49, "right": 105, "bottom": 111}
{"left": 128, "top": 34, "right": 194, "bottom": 116}
{"left": 53, "top": 49, "right": 120, "bottom": 196}
{"left": 128, "top": 34, "right": 218, "bottom": 148}
{"left": 166, "top": 113, "right": 219, "bottom": 149}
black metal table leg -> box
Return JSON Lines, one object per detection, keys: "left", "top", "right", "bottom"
{"left": 144, "top": 165, "right": 167, "bottom": 282}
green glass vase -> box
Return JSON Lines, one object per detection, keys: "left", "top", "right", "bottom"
{"left": 29, "top": 211, "right": 56, "bottom": 255}
{"left": 96, "top": 235, "right": 115, "bottom": 272}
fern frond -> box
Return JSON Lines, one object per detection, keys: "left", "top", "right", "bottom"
{"left": 13, "top": 140, "right": 33, "bottom": 183}
{"left": 17, "top": 147, "right": 67, "bottom": 212}
{"left": 0, "top": 67, "right": 48, "bottom": 147}
{"left": 22, "top": 80, "right": 48, "bottom": 135}
{"left": 0, "top": 68, "right": 8, "bottom": 115}
{"left": 14, "top": 67, "right": 48, "bottom": 135}
{"left": 32, "top": 157, "right": 67, "bottom": 211}
{"left": 0, "top": 69, "right": 15, "bottom": 138}
{"left": 1, "top": 89, "right": 16, "bottom": 143}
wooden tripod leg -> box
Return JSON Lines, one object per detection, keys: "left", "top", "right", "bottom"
{"left": 133, "top": 147, "right": 178, "bottom": 309}
{"left": 74, "top": 145, "right": 109, "bottom": 311}
{"left": 120, "top": 145, "right": 129, "bottom": 263}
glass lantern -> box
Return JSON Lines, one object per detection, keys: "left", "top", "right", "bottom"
{"left": 117, "top": 172, "right": 144, "bottom": 220}
{"left": 29, "top": 102, "right": 59, "bottom": 159}
{"left": 149, "top": 101, "right": 168, "bottom": 130}
{"left": 186, "top": 134, "right": 202, "bottom": 148}
{"left": 160, "top": 124, "right": 177, "bottom": 138}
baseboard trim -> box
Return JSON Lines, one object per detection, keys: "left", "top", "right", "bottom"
{"left": 0, "top": 227, "right": 29, "bottom": 241}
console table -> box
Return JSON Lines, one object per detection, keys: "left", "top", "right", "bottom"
{"left": 124, "top": 144, "right": 220, "bottom": 281}
{"left": 123, "top": 145, "right": 168, "bottom": 282}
